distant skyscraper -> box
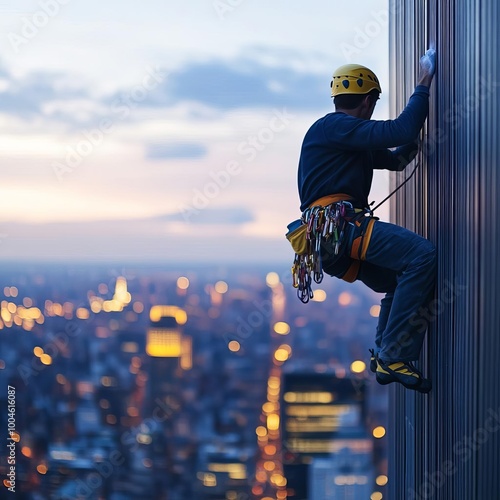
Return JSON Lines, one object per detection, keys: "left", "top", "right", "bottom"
{"left": 194, "top": 442, "right": 254, "bottom": 498}
{"left": 308, "top": 448, "right": 374, "bottom": 500}
{"left": 146, "top": 305, "right": 192, "bottom": 369}
{"left": 281, "top": 372, "right": 372, "bottom": 499}
{"left": 144, "top": 305, "right": 192, "bottom": 494}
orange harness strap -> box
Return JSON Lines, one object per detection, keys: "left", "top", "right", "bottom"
{"left": 305, "top": 193, "right": 375, "bottom": 284}
{"left": 344, "top": 217, "right": 377, "bottom": 282}
{"left": 342, "top": 261, "right": 361, "bottom": 283}
{"left": 309, "top": 193, "right": 353, "bottom": 207}
{"left": 360, "top": 218, "right": 376, "bottom": 261}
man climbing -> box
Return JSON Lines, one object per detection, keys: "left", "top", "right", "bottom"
{"left": 295, "top": 50, "right": 437, "bottom": 393}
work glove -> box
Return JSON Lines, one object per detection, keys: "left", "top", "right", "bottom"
{"left": 420, "top": 48, "right": 436, "bottom": 76}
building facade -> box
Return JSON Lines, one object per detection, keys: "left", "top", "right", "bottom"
{"left": 389, "top": 1, "right": 500, "bottom": 498}
{"left": 281, "top": 372, "right": 372, "bottom": 499}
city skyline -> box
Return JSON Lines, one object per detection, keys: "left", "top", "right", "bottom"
{"left": 0, "top": 262, "right": 389, "bottom": 498}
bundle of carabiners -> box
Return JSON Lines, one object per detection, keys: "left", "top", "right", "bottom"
{"left": 292, "top": 201, "right": 352, "bottom": 303}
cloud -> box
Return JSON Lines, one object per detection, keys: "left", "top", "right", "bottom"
{"left": 0, "top": 65, "right": 88, "bottom": 119}
{"left": 159, "top": 206, "right": 254, "bottom": 225}
{"left": 0, "top": 50, "right": 329, "bottom": 130}
{"left": 146, "top": 58, "right": 327, "bottom": 111}
{"left": 146, "top": 142, "right": 208, "bottom": 160}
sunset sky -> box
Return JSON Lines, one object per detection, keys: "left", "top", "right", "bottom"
{"left": 0, "top": 0, "right": 391, "bottom": 262}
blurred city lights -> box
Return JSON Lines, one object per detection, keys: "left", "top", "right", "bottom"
{"left": 373, "top": 426, "right": 386, "bottom": 439}
{"left": 267, "top": 414, "right": 280, "bottom": 431}
{"left": 311, "top": 289, "right": 327, "bottom": 302}
{"left": 228, "top": 340, "right": 240, "bottom": 352}
{"left": 273, "top": 321, "right": 290, "bottom": 335}
{"left": 1, "top": 265, "right": 390, "bottom": 498}
{"left": 274, "top": 348, "right": 290, "bottom": 362}
{"left": 76, "top": 307, "right": 90, "bottom": 319}
{"left": 376, "top": 475, "right": 388, "bottom": 486}
{"left": 263, "top": 461, "right": 276, "bottom": 471}
{"left": 214, "top": 281, "right": 228, "bottom": 293}
{"left": 133, "top": 301, "right": 144, "bottom": 313}
{"left": 350, "top": 360, "right": 366, "bottom": 373}
{"left": 268, "top": 376, "right": 280, "bottom": 389}
{"left": 177, "top": 276, "right": 190, "bottom": 290}
{"left": 264, "top": 444, "right": 277, "bottom": 455}
{"left": 338, "top": 291, "right": 353, "bottom": 306}
{"left": 40, "top": 354, "right": 52, "bottom": 366}
{"left": 266, "top": 272, "right": 280, "bottom": 287}
{"left": 36, "top": 464, "right": 48, "bottom": 475}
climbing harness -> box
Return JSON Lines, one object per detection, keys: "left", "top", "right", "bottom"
{"left": 287, "top": 200, "right": 363, "bottom": 303}
{"left": 287, "top": 161, "right": 420, "bottom": 303}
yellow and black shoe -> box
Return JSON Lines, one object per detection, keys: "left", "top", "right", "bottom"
{"left": 376, "top": 357, "right": 432, "bottom": 393}
{"left": 369, "top": 349, "right": 377, "bottom": 373}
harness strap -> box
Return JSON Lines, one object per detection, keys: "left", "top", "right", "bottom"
{"left": 309, "top": 193, "right": 353, "bottom": 207}
{"left": 289, "top": 193, "right": 377, "bottom": 299}
{"left": 343, "top": 216, "right": 377, "bottom": 282}
{"left": 342, "top": 261, "right": 360, "bottom": 283}
{"left": 361, "top": 218, "right": 376, "bottom": 260}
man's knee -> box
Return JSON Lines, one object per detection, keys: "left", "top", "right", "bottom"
{"left": 418, "top": 240, "right": 436, "bottom": 270}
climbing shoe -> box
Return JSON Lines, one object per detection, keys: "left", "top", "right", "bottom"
{"left": 369, "top": 349, "right": 377, "bottom": 373}
{"left": 376, "top": 357, "right": 432, "bottom": 393}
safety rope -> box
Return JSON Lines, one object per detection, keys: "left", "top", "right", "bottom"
{"left": 368, "top": 159, "right": 420, "bottom": 214}
{"left": 368, "top": 132, "right": 424, "bottom": 214}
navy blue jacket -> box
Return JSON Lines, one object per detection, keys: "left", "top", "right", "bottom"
{"left": 298, "top": 85, "right": 430, "bottom": 211}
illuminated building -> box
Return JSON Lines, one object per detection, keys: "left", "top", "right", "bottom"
{"left": 194, "top": 443, "right": 254, "bottom": 498}
{"left": 143, "top": 305, "right": 192, "bottom": 494}
{"left": 309, "top": 448, "right": 374, "bottom": 500}
{"left": 281, "top": 372, "right": 372, "bottom": 499}
{"left": 146, "top": 305, "right": 192, "bottom": 369}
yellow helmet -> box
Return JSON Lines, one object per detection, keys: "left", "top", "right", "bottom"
{"left": 331, "top": 64, "right": 382, "bottom": 97}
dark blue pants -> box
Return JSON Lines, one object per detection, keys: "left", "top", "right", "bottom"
{"left": 323, "top": 219, "right": 436, "bottom": 362}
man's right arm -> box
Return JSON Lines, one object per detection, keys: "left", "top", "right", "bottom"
{"left": 323, "top": 88, "right": 430, "bottom": 150}
{"left": 323, "top": 49, "right": 436, "bottom": 151}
